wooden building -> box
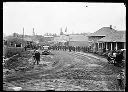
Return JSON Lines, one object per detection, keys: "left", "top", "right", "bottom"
{"left": 87, "top": 26, "right": 117, "bottom": 53}
{"left": 98, "top": 31, "right": 126, "bottom": 52}
{"left": 3, "top": 36, "right": 26, "bottom": 57}
{"left": 3, "top": 36, "right": 26, "bottom": 47}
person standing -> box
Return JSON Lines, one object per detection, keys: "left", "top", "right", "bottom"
{"left": 24, "top": 46, "right": 27, "bottom": 51}
{"left": 34, "top": 50, "right": 40, "bottom": 65}
{"left": 117, "top": 72, "right": 125, "bottom": 91}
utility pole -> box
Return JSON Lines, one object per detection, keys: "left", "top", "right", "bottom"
{"left": 22, "top": 27, "right": 24, "bottom": 47}
{"left": 33, "top": 28, "right": 35, "bottom": 36}
{"left": 65, "top": 26, "right": 67, "bottom": 35}
{"left": 23, "top": 27, "right": 24, "bottom": 39}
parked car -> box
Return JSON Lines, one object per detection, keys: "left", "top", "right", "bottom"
{"left": 106, "top": 49, "right": 126, "bottom": 67}
{"left": 42, "top": 46, "right": 50, "bottom": 55}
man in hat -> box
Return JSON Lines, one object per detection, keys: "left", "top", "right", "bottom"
{"left": 34, "top": 50, "right": 40, "bottom": 65}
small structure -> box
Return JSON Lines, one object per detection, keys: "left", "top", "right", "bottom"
{"left": 3, "top": 36, "right": 26, "bottom": 47}
{"left": 3, "top": 36, "right": 26, "bottom": 57}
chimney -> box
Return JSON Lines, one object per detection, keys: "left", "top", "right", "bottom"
{"left": 110, "top": 25, "right": 112, "bottom": 29}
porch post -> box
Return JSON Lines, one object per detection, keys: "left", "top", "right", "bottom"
{"left": 93, "top": 43, "right": 95, "bottom": 52}
{"left": 103, "top": 42, "right": 105, "bottom": 48}
{"left": 102, "top": 43, "right": 104, "bottom": 49}
{"left": 15, "top": 44, "right": 16, "bottom": 47}
{"left": 115, "top": 42, "right": 118, "bottom": 50}
{"left": 106, "top": 42, "right": 108, "bottom": 50}
{"left": 124, "top": 42, "right": 126, "bottom": 49}
{"left": 111, "top": 42, "right": 113, "bottom": 50}
{"left": 97, "top": 42, "right": 99, "bottom": 51}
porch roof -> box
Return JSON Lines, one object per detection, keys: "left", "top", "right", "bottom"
{"left": 98, "top": 31, "right": 126, "bottom": 42}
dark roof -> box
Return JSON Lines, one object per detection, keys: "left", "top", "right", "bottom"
{"left": 88, "top": 27, "right": 117, "bottom": 37}
{"left": 98, "top": 31, "right": 126, "bottom": 42}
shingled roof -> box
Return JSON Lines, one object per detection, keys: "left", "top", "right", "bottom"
{"left": 98, "top": 31, "right": 126, "bottom": 42}
{"left": 88, "top": 27, "right": 117, "bottom": 36}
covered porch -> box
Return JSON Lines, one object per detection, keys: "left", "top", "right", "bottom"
{"left": 94, "top": 41, "right": 126, "bottom": 54}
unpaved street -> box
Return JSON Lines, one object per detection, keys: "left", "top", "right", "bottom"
{"left": 4, "top": 50, "right": 123, "bottom": 91}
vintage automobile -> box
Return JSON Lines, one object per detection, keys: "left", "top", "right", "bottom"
{"left": 42, "top": 46, "right": 50, "bottom": 55}
{"left": 106, "top": 49, "right": 126, "bottom": 67}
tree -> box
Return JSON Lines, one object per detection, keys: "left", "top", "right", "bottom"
{"left": 13, "top": 33, "right": 19, "bottom": 37}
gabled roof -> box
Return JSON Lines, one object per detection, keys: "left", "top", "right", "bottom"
{"left": 88, "top": 27, "right": 117, "bottom": 37}
{"left": 98, "top": 31, "right": 126, "bottom": 42}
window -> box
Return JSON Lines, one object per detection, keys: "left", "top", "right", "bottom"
{"left": 10, "top": 42, "right": 13, "bottom": 46}
{"left": 16, "top": 43, "right": 22, "bottom": 47}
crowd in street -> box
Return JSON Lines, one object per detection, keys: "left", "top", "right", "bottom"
{"left": 25, "top": 44, "right": 125, "bottom": 67}
{"left": 29, "top": 45, "right": 92, "bottom": 66}
{"left": 50, "top": 45, "right": 92, "bottom": 52}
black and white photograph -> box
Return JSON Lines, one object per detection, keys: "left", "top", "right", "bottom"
{"left": 3, "top": 2, "right": 126, "bottom": 91}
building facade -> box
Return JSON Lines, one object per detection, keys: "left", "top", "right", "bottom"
{"left": 87, "top": 26, "right": 117, "bottom": 53}
{"left": 98, "top": 31, "right": 126, "bottom": 52}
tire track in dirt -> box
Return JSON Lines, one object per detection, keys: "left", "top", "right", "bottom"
{"left": 60, "top": 51, "right": 110, "bottom": 91}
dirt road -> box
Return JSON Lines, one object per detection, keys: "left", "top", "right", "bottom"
{"left": 4, "top": 50, "right": 123, "bottom": 91}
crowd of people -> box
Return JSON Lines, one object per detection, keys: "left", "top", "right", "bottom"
{"left": 29, "top": 45, "right": 92, "bottom": 66}
{"left": 50, "top": 45, "right": 92, "bottom": 53}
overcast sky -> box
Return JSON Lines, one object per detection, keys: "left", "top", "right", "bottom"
{"left": 3, "top": 2, "right": 126, "bottom": 36}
